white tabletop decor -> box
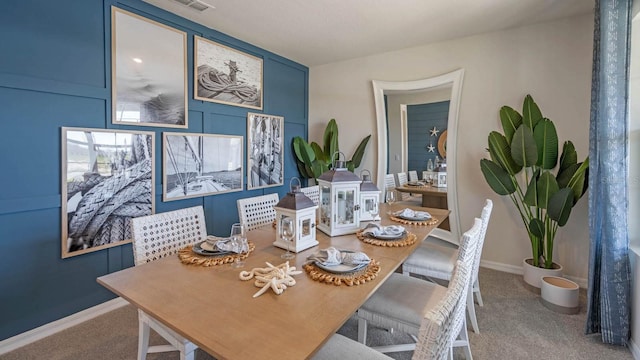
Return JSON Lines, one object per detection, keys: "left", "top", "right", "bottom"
{"left": 239, "top": 261, "right": 302, "bottom": 298}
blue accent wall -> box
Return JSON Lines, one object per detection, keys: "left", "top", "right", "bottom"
{"left": 406, "top": 101, "right": 449, "bottom": 172}
{"left": 0, "top": 0, "right": 308, "bottom": 340}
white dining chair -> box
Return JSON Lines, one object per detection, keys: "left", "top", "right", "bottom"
{"left": 402, "top": 200, "right": 493, "bottom": 334}
{"left": 130, "top": 206, "right": 207, "bottom": 360}
{"left": 313, "top": 261, "right": 471, "bottom": 360}
{"left": 300, "top": 185, "right": 320, "bottom": 205}
{"left": 384, "top": 174, "right": 396, "bottom": 203}
{"left": 356, "top": 218, "right": 482, "bottom": 359}
{"left": 408, "top": 170, "right": 419, "bottom": 182}
{"left": 395, "top": 172, "right": 411, "bottom": 201}
{"left": 237, "top": 193, "right": 280, "bottom": 231}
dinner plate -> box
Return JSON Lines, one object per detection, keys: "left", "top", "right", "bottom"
{"left": 369, "top": 231, "right": 406, "bottom": 240}
{"left": 315, "top": 261, "right": 368, "bottom": 274}
{"left": 192, "top": 241, "right": 232, "bottom": 256}
{"left": 406, "top": 181, "right": 425, "bottom": 187}
{"left": 397, "top": 214, "right": 431, "bottom": 221}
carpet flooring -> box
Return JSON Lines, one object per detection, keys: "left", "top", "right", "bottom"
{"left": 1, "top": 268, "right": 633, "bottom": 360}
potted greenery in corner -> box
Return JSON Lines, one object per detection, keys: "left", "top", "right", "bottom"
{"left": 292, "top": 118, "right": 371, "bottom": 181}
{"left": 480, "top": 95, "right": 589, "bottom": 290}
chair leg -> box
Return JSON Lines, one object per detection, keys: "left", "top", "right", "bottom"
{"left": 402, "top": 264, "right": 410, "bottom": 276}
{"left": 466, "top": 286, "right": 480, "bottom": 334}
{"left": 460, "top": 317, "right": 473, "bottom": 360}
{"left": 357, "top": 318, "right": 368, "bottom": 344}
{"left": 473, "top": 280, "right": 484, "bottom": 307}
{"left": 138, "top": 320, "right": 150, "bottom": 360}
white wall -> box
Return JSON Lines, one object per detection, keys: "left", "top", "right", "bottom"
{"left": 309, "top": 13, "right": 593, "bottom": 280}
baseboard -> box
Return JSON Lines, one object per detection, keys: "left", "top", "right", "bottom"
{"left": 0, "top": 297, "right": 128, "bottom": 355}
{"left": 479, "top": 259, "right": 588, "bottom": 289}
{"left": 630, "top": 338, "right": 640, "bottom": 360}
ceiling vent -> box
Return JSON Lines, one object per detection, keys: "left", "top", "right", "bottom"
{"left": 171, "top": 0, "right": 215, "bottom": 12}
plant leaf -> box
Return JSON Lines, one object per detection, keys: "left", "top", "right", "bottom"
{"left": 523, "top": 169, "right": 540, "bottom": 207}
{"left": 310, "top": 142, "right": 326, "bottom": 163}
{"left": 350, "top": 135, "right": 371, "bottom": 169}
{"left": 488, "top": 131, "right": 521, "bottom": 175}
{"left": 548, "top": 188, "right": 574, "bottom": 226}
{"left": 522, "top": 94, "right": 542, "bottom": 129}
{"left": 529, "top": 218, "right": 544, "bottom": 239}
{"left": 533, "top": 118, "right": 558, "bottom": 169}
{"left": 556, "top": 163, "right": 579, "bottom": 189}
{"left": 292, "top": 137, "right": 315, "bottom": 166}
{"left": 559, "top": 141, "right": 577, "bottom": 172}
{"left": 323, "top": 119, "right": 339, "bottom": 162}
{"left": 500, "top": 106, "right": 522, "bottom": 143}
{"left": 536, "top": 171, "right": 559, "bottom": 209}
{"left": 480, "top": 159, "right": 516, "bottom": 195}
{"left": 511, "top": 125, "right": 538, "bottom": 167}
{"left": 567, "top": 158, "right": 589, "bottom": 204}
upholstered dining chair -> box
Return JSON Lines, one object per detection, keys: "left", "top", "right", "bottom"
{"left": 313, "top": 261, "right": 472, "bottom": 360}
{"left": 356, "top": 218, "right": 482, "bottom": 359}
{"left": 300, "top": 185, "right": 320, "bottom": 205}
{"left": 130, "top": 206, "right": 207, "bottom": 360}
{"left": 402, "top": 199, "right": 493, "bottom": 334}
{"left": 236, "top": 193, "right": 279, "bottom": 231}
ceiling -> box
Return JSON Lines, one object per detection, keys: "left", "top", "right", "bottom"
{"left": 143, "top": 0, "right": 594, "bottom": 67}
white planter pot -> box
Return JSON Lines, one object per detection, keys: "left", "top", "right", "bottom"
{"left": 540, "top": 276, "right": 580, "bottom": 314}
{"left": 522, "top": 258, "right": 563, "bottom": 292}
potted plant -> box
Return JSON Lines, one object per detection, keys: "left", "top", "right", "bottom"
{"left": 292, "top": 118, "right": 371, "bottom": 181}
{"left": 479, "top": 95, "right": 589, "bottom": 289}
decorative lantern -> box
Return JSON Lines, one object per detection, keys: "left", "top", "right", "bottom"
{"left": 317, "top": 152, "right": 361, "bottom": 236}
{"left": 435, "top": 159, "right": 447, "bottom": 188}
{"left": 273, "top": 178, "right": 319, "bottom": 253}
{"left": 359, "top": 169, "right": 381, "bottom": 222}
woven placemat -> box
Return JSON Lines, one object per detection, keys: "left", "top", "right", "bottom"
{"left": 355, "top": 230, "right": 417, "bottom": 247}
{"left": 388, "top": 214, "right": 439, "bottom": 226}
{"left": 178, "top": 241, "right": 256, "bottom": 267}
{"left": 303, "top": 259, "right": 380, "bottom": 286}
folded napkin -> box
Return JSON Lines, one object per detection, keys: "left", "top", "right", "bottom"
{"left": 307, "top": 247, "right": 371, "bottom": 267}
{"left": 361, "top": 223, "right": 405, "bottom": 237}
{"left": 395, "top": 208, "right": 431, "bottom": 219}
{"left": 213, "top": 237, "right": 248, "bottom": 254}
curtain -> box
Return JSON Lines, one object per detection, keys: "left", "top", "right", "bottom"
{"left": 586, "top": 0, "right": 633, "bottom": 345}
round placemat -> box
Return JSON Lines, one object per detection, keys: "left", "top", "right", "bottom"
{"left": 355, "top": 229, "right": 417, "bottom": 247}
{"left": 178, "top": 241, "right": 256, "bottom": 267}
{"left": 303, "top": 259, "right": 380, "bottom": 286}
{"left": 389, "top": 214, "right": 438, "bottom": 226}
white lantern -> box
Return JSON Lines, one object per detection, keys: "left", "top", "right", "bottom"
{"left": 317, "top": 153, "right": 361, "bottom": 236}
{"left": 273, "top": 178, "right": 319, "bottom": 252}
{"left": 359, "top": 170, "right": 381, "bottom": 222}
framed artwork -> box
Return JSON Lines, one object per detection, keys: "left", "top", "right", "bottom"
{"left": 247, "top": 113, "right": 284, "bottom": 189}
{"left": 61, "top": 127, "right": 155, "bottom": 259}
{"left": 111, "top": 7, "right": 188, "bottom": 128}
{"left": 194, "top": 35, "right": 263, "bottom": 110}
{"left": 163, "top": 133, "right": 243, "bottom": 201}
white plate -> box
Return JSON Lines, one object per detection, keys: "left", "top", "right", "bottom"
{"left": 397, "top": 214, "right": 430, "bottom": 221}
{"left": 192, "top": 241, "right": 232, "bottom": 256}
{"left": 369, "top": 231, "right": 406, "bottom": 240}
{"left": 406, "top": 181, "right": 425, "bottom": 186}
{"left": 315, "top": 261, "right": 368, "bottom": 274}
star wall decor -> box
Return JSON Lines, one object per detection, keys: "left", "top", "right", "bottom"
{"left": 430, "top": 127, "right": 440, "bottom": 137}
{"left": 427, "top": 143, "right": 435, "bottom": 152}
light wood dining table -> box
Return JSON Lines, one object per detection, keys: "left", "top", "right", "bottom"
{"left": 97, "top": 203, "right": 449, "bottom": 360}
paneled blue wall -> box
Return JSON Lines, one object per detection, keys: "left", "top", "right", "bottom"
{"left": 407, "top": 101, "right": 449, "bottom": 172}
{"left": 0, "top": 0, "right": 308, "bottom": 340}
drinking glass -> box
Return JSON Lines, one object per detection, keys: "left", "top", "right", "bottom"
{"left": 280, "top": 217, "right": 295, "bottom": 260}
{"left": 369, "top": 200, "right": 380, "bottom": 222}
{"left": 385, "top": 189, "right": 396, "bottom": 206}
{"left": 229, "top": 223, "right": 247, "bottom": 268}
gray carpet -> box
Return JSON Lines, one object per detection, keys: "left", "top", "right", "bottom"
{"left": 1, "top": 268, "right": 632, "bottom": 360}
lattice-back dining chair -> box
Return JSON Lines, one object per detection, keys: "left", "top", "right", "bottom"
{"left": 402, "top": 199, "right": 493, "bottom": 334}
{"left": 130, "top": 206, "right": 207, "bottom": 360}
{"left": 312, "top": 261, "right": 471, "bottom": 360}
{"left": 408, "top": 170, "right": 419, "bottom": 182}
{"left": 356, "top": 218, "right": 481, "bottom": 359}
{"left": 383, "top": 174, "right": 396, "bottom": 203}
{"left": 237, "top": 193, "right": 280, "bottom": 231}
{"left": 395, "top": 172, "right": 411, "bottom": 201}
{"left": 300, "top": 185, "right": 320, "bottom": 205}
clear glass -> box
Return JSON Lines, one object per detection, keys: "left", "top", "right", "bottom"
{"left": 280, "top": 217, "right": 295, "bottom": 259}
{"left": 385, "top": 189, "right": 396, "bottom": 205}
{"left": 368, "top": 198, "right": 379, "bottom": 221}
{"left": 229, "top": 223, "right": 247, "bottom": 268}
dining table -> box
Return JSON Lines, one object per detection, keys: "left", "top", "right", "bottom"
{"left": 97, "top": 203, "right": 449, "bottom": 360}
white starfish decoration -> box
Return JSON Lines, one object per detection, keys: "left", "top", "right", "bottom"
{"left": 429, "top": 127, "right": 440, "bottom": 136}
{"left": 427, "top": 143, "right": 435, "bottom": 152}
{"left": 239, "top": 261, "right": 302, "bottom": 298}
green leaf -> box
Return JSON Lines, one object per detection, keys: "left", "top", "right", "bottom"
{"left": 350, "top": 135, "right": 371, "bottom": 169}
{"left": 533, "top": 118, "right": 558, "bottom": 169}
{"left": 536, "top": 171, "right": 559, "bottom": 209}
{"left": 346, "top": 161, "right": 355, "bottom": 172}
{"left": 567, "top": 158, "right": 589, "bottom": 203}
{"left": 310, "top": 142, "right": 326, "bottom": 163}
{"left": 500, "top": 106, "right": 522, "bottom": 143}
{"left": 292, "top": 137, "right": 315, "bottom": 166}
{"left": 323, "top": 119, "right": 339, "bottom": 161}
{"left": 295, "top": 160, "right": 313, "bottom": 179}
{"left": 511, "top": 125, "right": 538, "bottom": 167}
{"left": 480, "top": 159, "right": 516, "bottom": 195}
{"left": 522, "top": 94, "right": 542, "bottom": 129}
{"left": 488, "top": 132, "right": 521, "bottom": 175}
{"left": 556, "top": 163, "right": 579, "bottom": 189}
{"left": 523, "top": 170, "right": 540, "bottom": 207}
{"left": 548, "top": 188, "right": 574, "bottom": 226}
{"left": 529, "top": 218, "right": 545, "bottom": 239}
{"left": 559, "top": 141, "right": 578, "bottom": 172}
